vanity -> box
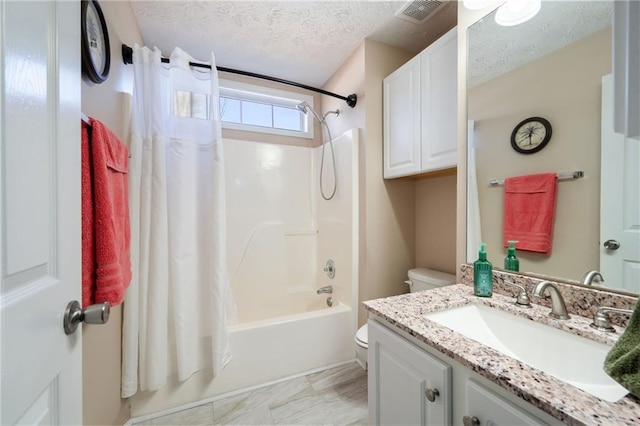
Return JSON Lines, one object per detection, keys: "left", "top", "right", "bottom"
{"left": 366, "top": 2, "right": 640, "bottom": 422}
{"left": 364, "top": 269, "right": 640, "bottom": 425}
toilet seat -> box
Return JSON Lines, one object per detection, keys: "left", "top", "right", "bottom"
{"left": 354, "top": 324, "right": 368, "bottom": 349}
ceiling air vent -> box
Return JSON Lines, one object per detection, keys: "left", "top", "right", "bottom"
{"left": 395, "top": 0, "right": 445, "bottom": 25}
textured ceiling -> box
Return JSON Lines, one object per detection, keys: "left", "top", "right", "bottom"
{"left": 130, "top": 0, "right": 457, "bottom": 87}
{"left": 468, "top": 0, "right": 612, "bottom": 88}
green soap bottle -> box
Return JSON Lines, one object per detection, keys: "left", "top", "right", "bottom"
{"left": 474, "top": 243, "right": 493, "bottom": 297}
{"left": 504, "top": 240, "right": 520, "bottom": 272}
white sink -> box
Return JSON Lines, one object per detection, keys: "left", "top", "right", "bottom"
{"left": 424, "top": 303, "right": 628, "bottom": 402}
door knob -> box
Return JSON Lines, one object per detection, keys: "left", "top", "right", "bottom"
{"left": 604, "top": 239, "right": 620, "bottom": 250}
{"left": 425, "top": 387, "right": 440, "bottom": 402}
{"left": 63, "top": 300, "right": 110, "bottom": 335}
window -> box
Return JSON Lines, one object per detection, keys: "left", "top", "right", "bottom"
{"left": 172, "top": 79, "right": 315, "bottom": 139}
{"left": 218, "top": 79, "right": 315, "bottom": 139}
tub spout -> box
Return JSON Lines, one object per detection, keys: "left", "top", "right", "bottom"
{"left": 317, "top": 285, "right": 333, "bottom": 294}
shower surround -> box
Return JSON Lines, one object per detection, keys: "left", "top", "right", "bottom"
{"left": 130, "top": 129, "right": 359, "bottom": 417}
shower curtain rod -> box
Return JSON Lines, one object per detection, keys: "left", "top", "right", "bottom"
{"left": 121, "top": 44, "right": 357, "bottom": 108}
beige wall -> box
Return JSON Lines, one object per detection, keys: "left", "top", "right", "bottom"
{"left": 415, "top": 173, "right": 458, "bottom": 274}
{"left": 467, "top": 29, "right": 611, "bottom": 279}
{"left": 81, "top": 1, "right": 143, "bottom": 425}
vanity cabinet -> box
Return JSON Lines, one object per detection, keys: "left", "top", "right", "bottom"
{"left": 383, "top": 27, "right": 457, "bottom": 179}
{"left": 368, "top": 320, "right": 452, "bottom": 425}
{"left": 368, "top": 318, "right": 561, "bottom": 426}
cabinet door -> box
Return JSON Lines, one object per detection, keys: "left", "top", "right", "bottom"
{"left": 368, "top": 320, "right": 452, "bottom": 425}
{"left": 464, "top": 380, "right": 547, "bottom": 426}
{"left": 421, "top": 27, "right": 458, "bottom": 172}
{"left": 383, "top": 56, "right": 422, "bottom": 178}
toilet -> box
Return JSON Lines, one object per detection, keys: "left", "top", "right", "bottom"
{"left": 355, "top": 268, "right": 457, "bottom": 368}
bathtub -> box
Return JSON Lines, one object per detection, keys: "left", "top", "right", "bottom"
{"left": 130, "top": 301, "right": 355, "bottom": 417}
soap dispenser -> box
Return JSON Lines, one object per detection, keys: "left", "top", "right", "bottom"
{"left": 474, "top": 243, "right": 493, "bottom": 297}
{"left": 504, "top": 240, "right": 520, "bottom": 272}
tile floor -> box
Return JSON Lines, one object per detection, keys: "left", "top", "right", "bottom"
{"left": 135, "top": 362, "right": 368, "bottom": 425}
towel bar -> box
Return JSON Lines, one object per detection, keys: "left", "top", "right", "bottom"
{"left": 489, "top": 170, "right": 584, "bottom": 186}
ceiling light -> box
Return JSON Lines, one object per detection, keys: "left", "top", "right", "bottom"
{"left": 462, "top": 0, "right": 497, "bottom": 10}
{"left": 495, "top": 0, "right": 541, "bottom": 26}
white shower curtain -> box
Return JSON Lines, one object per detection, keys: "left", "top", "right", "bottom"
{"left": 122, "top": 45, "right": 237, "bottom": 398}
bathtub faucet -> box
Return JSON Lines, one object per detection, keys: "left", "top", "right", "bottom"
{"left": 317, "top": 286, "right": 333, "bottom": 294}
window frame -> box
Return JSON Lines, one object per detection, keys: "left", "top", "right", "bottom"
{"left": 219, "top": 79, "right": 315, "bottom": 139}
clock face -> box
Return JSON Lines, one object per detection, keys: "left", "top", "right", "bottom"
{"left": 510, "top": 117, "right": 552, "bottom": 154}
{"left": 86, "top": 2, "right": 106, "bottom": 73}
{"left": 81, "top": 0, "right": 110, "bottom": 84}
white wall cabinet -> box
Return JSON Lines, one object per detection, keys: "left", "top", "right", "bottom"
{"left": 368, "top": 320, "right": 452, "bottom": 425}
{"left": 383, "top": 27, "right": 458, "bottom": 179}
{"left": 368, "top": 318, "right": 562, "bottom": 426}
{"left": 383, "top": 56, "right": 422, "bottom": 178}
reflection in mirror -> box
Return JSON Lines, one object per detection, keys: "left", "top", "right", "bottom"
{"left": 466, "top": 1, "right": 639, "bottom": 295}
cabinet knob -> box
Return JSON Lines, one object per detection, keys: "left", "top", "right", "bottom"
{"left": 463, "top": 415, "right": 481, "bottom": 426}
{"left": 424, "top": 387, "right": 440, "bottom": 402}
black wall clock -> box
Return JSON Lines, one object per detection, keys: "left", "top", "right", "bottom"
{"left": 510, "top": 117, "right": 552, "bottom": 154}
{"left": 81, "top": 0, "right": 110, "bottom": 84}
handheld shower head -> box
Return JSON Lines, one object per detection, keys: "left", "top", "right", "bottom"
{"left": 296, "top": 101, "right": 323, "bottom": 123}
{"left": 296, "top": 101, "right": 310, "bottom": 114}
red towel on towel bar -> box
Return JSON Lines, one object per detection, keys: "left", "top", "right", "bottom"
{"left": 81, "top": 121, "right": 96, "bottom": 307}
{"left": 81, "top": 118, "right": 132, "bottom": 307}
{"left": 503, "top": 173, "right": 558, "bottom": 255}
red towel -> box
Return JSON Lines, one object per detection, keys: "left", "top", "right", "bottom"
{"left": 81, "top": 122, "right": 96, "bottom": 307}
{"left": 503, "top": 173, "right": 557, "bottom": 255}
{"left": 82, "top": 118, "right": 132, "bottom": 307}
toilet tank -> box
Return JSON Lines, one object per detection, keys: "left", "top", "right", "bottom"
{"left": 406, "top": 268, "right": 456, "bottom": 292}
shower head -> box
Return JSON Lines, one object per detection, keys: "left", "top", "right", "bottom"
{"left": 296, "top": 101, "right": 323, "bottom": 123}
{"left": 296, "top": 101, "right": 310, "bottom": 114}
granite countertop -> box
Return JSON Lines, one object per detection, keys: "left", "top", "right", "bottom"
{"left": 363, "top": 284, "right": 640, "bottom": 426}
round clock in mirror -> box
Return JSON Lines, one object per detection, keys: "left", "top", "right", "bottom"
{"left": 81, "top": 0, "right": 110, "bottom": 84}
{"left": 510, "top": 117, "right": 552, "bottom": 154}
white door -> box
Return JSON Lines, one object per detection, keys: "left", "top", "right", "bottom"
{"left": 1, "top": 1, "right": 82, "bottom": 424}
{"left": 600, "top": 74, "right": 640, "bottom": 294}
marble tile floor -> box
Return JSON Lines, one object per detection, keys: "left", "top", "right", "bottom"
{"left": 135, "top": 362, "right": 368, "bottom": 426}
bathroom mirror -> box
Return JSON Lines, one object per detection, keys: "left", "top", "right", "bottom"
{"left": 465, "top": 1, "right": 638, "bottom": 295}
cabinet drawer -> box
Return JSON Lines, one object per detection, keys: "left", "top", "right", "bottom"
{"left": 465, "top": 379, "right": 547, "bottom": 426}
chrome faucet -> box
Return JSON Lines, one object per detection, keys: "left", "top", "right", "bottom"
{"left": 590, "top": 306, "right": 633, "bottom": 332}
{"left": 316, "top": 285, "right": 333, "bottom": 294}
{"left": 532, "top": 281, "right": 570, "bottom": 320}
{"left": 503, "top": 281, "right": 532, "bottom": 308}
{"left": 581, "top": 270, "right": 604, "bottom": 286}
